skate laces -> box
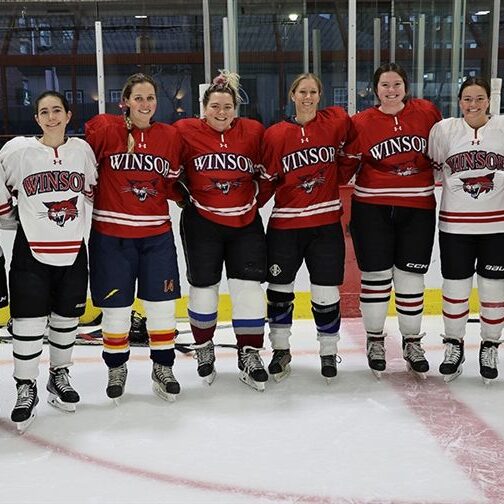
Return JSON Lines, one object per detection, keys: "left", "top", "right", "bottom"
{"left": 240, "top": 347, "right": 265, "bottom": 372}
{"left": 367, "top": 340, "right": 385, "bottom": 360}
{"left": 52, "top": 368, "right": 74, "bottom": 393}
{"left": 153, "top": 363, "right": 176, "bottom": 384}
{"left": 443, "top": 341, "right": 462, "bottom": 364}
{"left": 15, "top": 383, "right": 35, "bottom": 408}
{"left": 194, "top": 341, "right": 215, "bottom": 365}
{"left": 108, "top": 364, "right": 127, "bottom": 386}
{"left": 481, "top": 344, "right": 499, "bottom": 368}
{"left": 404, "top": 340, "right": 426, "bottom": 362}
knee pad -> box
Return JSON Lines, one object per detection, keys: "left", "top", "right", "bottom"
{"left": 13, "top": 316, "right": 47, "bottom": 337}
{"left": 361, "top": 269, "right": 393, "bottom": 283}
{"left": 442, "top": 277, "right": 473, "bottom": 300}
{"left": 477, "top": 275, "right": 504, "bottom": 302}
{"left": 393, "top": 268, "right": 424, "bottom": 294}
{"left": 228, "top": 278, "right": 266, "bottom": 319}
{"left": 267, "top": 282, "right": 295, "bottom": 295}
{"left": 311, "top": 284, "right": 340, "bottom": 306}
{"left": 101, "top": 306, "right": 131, "bottom": 334}
{"left": 49, "top": 313, "right": 79, "bottom": 331}
{"left": 188, "top": 283, "right": 220, "bottom": 314}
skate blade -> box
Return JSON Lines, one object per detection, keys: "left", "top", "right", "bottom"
{"left": 325, "top": 376, "right": 335, "bottom": 385}
{"left": 47, "top": 394, "right": 77, "bottom": 412}
{"left": 16, "top": 409, "right": 37, "bottom": 434}
{"left": 239, "top": 372, "right": 265, "bottom": 392}
{"left": 272, "top": 365, "right": 291, "bottom": 383}
{"left": 152, "top": 383, "right": 178, "bottom": 402}
{"left": 443, "top": 367, "right": 463, "bottom": 383}
{"left": 406, "top": 363, "right": 427, "bottom": 380}
{"left": 371, "top": 369, "right": 382, "bottom": 380}
{"left": 203, "top": 370, "right": 217, "bottom": 385}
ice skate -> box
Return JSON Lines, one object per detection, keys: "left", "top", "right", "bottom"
{"left": 268, "top": 349, "right": 292, "bottom": 382}
{"left": 402, "top": 335, "right": 429, "bottom": 379}
{"left": 106, "top": 363, "right": 128, "bottom": 403}
{"left": 193, "top": 340, "right": 216, "bottom": 385}
{"left": 367, "top": 336, "right": 386, "bottom": 379}
{"left": 479, "top": 340, "right": 500, "bottom": 384}
{"left": 47, "top": 367, "right": 80, "bottom": 412}
{"left": 439, "top": 337, "right": 464, "bottom": 382}
{"left": 11, "top": 380, "right": 39, "bottom": 433}
{"left": 320, "top": 354, "right": 338, "bottom": 383}
{"left": 152, "top": 362, "right": 180, "bottom": 402}
{"left": 238, "top": 346, "right": 268, "bottom": 392}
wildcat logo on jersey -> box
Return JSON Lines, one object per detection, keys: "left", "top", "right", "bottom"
{"left": 204, "top": 177, "right": 244, "bottom": 194}
{"left": 123, "top": 179, "right": 159, "bottom": 202}
{"left": 391, "top": 164, "right": 420, "bottom": 176}
{"left": 41, "top": 196, "right": 78, "bottom": 227}
{"left": 297, "top": 169, "right": 326, "bottom": 193}
{"left": 461, "top": 173, "right": 495, "bottom": 199}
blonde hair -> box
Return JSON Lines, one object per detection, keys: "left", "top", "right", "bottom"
{"left": 289, "top": 73, "right": 323, "bottom": 98}
{"left": 202, "top": 69, "right": 241, "bottom": 108}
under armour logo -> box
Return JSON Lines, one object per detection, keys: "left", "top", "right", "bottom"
{"left": 472, "top": 139, "right": 480, "bottom": 145}
{"left": 269, "top": 264, "right": 282, "bottom": 277}
{"left": 137, "top": 142, "right": 147, "bottom": 149}
{"left": 301, "top": 137, "right": 309, "bottom": 144}
{"left": 394, "top": 125, "right": 402, "bottom": 132}
{"left": 53, "top": 159, "right": 62, "bottom": 165}
{"left": 220, "top": 142, "right": 228, "bottom": 148}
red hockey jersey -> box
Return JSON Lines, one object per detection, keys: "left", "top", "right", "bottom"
{"left": 345, "top": 98, "right": 441, "bottom": 209}
{"left": 85, "top": 114, "right": 182, "bottom": 238}
{"left": 174, "top": 117, "right": 264, "bottom": 228}
{"left": 262, "top": 107, "right": 352, "bottom": 230}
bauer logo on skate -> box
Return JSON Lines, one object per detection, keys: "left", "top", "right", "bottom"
{"left": 281, "top": 146, "right": 336, "bottom": 173}
{"left": 109, "top": 153, "right": 171, "bottom": 177}
{"left": 446, "top": 151, "right": 504, "bottom": 174}
{"left": 41, "top": 196, "right": 79, "bottom": 227}
{"left": 23, "top": 170, "right": 86, "bottom": 196}
{"left": 193, "top": 153, "right": 254, "bottom": 173}
{"left": 369, "top": 135, "right": 427, "bottom": 160}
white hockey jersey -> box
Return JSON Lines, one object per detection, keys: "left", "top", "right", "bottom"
{"left": 0, "top": 136, "right": 97, "bottom": 266}
{"left": 428, "top": 115, "right": 504, "bottom": 234}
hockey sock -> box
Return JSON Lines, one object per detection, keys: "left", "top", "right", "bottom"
{"left": 442, "top": 277, "right": 472, "bottom": 340}
{"left": 12, "top": 317, "right": 47, "bottom": 381}
{"left": 393, "top": 268, "right": 425, "bottom": 337}
{"left": 188, "top": 283, "right": 219, "bottom": 344}
{"left": 477, "top": 275, "right": 504, "bottom": 343}
{"left": 48, "top": 313, "right": 79, "bottom": 369}
{"left": 101, "top": 307, "right": 131, "bottom": 368}
{"left": 143, "top": 299, "right": 177, "bottom": 367}
{"left": 360, "top": 269, "right": 393, "bottom": 335}
{"left": 229, "top": 278, "right": 266, "bottom": 348}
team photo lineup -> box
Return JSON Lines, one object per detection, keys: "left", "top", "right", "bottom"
{"left": 0, "top": 62, "right": 503, "bottom": 433}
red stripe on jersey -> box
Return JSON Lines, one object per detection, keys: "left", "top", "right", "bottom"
{"left": 29, "top": 240, "right": 82, "bottom": 247}
{"left": 440, "top": 209, "right": 504, "bottom": 217}
{"left": 439, "top": 215, "right": 504, "bottom": 224}
{"left": 31, "top": 247, "right": 81, "bottom": 254}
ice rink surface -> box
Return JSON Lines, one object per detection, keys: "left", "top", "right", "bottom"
{"left": 1, "top": 315, "right": 504, "bottom": 504}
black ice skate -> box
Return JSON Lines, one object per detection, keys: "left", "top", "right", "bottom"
{"left": 402, "top": 335, "right": 429, "bottom": 379}
{"left": 366, "top": 336, "right": 386, "bottom": 378}
{"left": 439, "top": 337, "right": 465, "bottom": 382}
{"left": 479, "top": 340, "right": 500, "bottom": 384}
{"left": 193, "top": 340, "right": 216, "bottom": 385}
{"left": 152, "top": 362, "right": 180, "bottom": 402}
{"left": 238, "top": 346, "right": 268, "bottom": 391}
{"left": 320, "top": 354, "right": 338, "bottom": 383}
{"left": 106, "top": 363, "right": 128, "bottom": 403}
{"left": 268, "top": 349, "right": 292, "bottom": 382}
{"left": 11, "top": 379, "right": 39, "bottom": 433}
{"left": 47, "top": 367, "right": 80, "bottom": 412}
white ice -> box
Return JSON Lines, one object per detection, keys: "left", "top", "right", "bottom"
{"left": 1, "top": 316, "right": 503, "bottom": 504}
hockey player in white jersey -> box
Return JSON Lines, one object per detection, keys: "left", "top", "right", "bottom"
{"left": 429, "top": 77, "right": 504, "bottom": 383}
{"left": 0, "top": 91, "right": 97, "bottom": 431}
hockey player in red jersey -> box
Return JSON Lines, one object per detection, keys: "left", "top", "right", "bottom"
{"left": 429, "top": 77, "right": 504, "bottom": 383}
{"left": 85, "top": 73, "right": 183, "bottom": 402}
{"left": 0, "top": 91, "right": 97, "bottom": 431}
{"left": 345, "top": 63, "right": 441, "bottom": 378}
{"left": 174, "top": 70, "right": 268, "bottom": 391}
{"left": 262, "top": 73, "right": 353, "bottom": 382}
